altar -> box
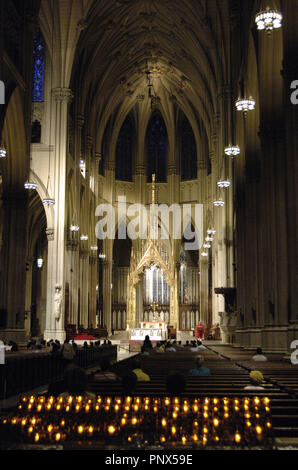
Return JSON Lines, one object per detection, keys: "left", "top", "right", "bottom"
{"left": 130, "top": 321, "right": 168, "bottom": 341}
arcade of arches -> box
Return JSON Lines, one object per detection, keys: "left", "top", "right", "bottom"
{"left": 0, "top": 0, "right": 297, "bottom": 354}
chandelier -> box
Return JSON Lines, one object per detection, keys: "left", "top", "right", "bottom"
{"left": 236, "top": 97, "right": 256, "bottom": 114}
{"left": 70, "top": 225, "right": 80, "bottom": 232}
{"left": 43, "top": 198, "right": 55, "bottom": 206}
{"left": 213, "top": 198, "right": 225, "bottom": 207}
{"left": 207, "top": 228, "right": 216, "bottom": 235}
{"left": 24, "top": 181, "right": 37, "bottom": 190}
{"left": 90, "top": 246, "right": 98, "bottom": 251}
{"left": 37, "top": 258, "right": 43, "bottom": 268}
{"left": 217, "top": 179, "right": 231, "bottom": 189}
{"left": 201, "top": 252, "right": 208, "bottom": 257}
{"left": 98, "top": 253, "right": 106, "bottom": 259}
{"left": 255, "top": 6, "right": 282, "bottom": 33}
{"left": 205, "top": 236, "right": 214, "bottom": 242}
{"left": 224, "top": 145, "right": 240, "bottom": 157}
{"left": 203, "top": 243, "right": 211, "bottom": 249}
{"left": 80, "top": 235, "right": 88, "bottom": 241}
{"left": 0, "top": 145, "right": 7, "bottom": 158}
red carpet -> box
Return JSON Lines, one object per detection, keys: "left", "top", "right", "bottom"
{"left": 73, "top": 333, "right": 98, "bottom": 340}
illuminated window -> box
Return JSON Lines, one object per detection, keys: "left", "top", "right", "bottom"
{"left": 32, "top": 31, "right": 45, "bottom": 102}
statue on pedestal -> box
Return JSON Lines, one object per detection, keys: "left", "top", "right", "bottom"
{"left": 54, "top": 284, "right": 62, "bottom": 321}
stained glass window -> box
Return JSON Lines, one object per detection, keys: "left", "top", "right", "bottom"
{"left": 32, "top": 31, "right": 45, "bottom": 102}
{"left": 181, "top": 117, "right": 197, "bottom": 180}
{"left": 116, "top": 116, "right": 133, "bottom": 181}
{"left": 146, "top": 113, "right": 167, "bottom": 182}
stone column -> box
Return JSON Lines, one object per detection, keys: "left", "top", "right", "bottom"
{"left": 0, "top": 192, "right": 28, "bottom": 338}
{"left": 102, "top": 259, "right": 113, "bottom": 335}
{"left": 24, "top": 257, "right": 34, "bottom": 339}
{"left": 89, "top": 253, "right": 97, "bottom": 329}
{"left": 170, "top": 262, "right": 179, "bottom": 331}
{"left": 65, "top": 239, "right": 79, "bottom": 326}
{"left": 44, "top": 88, "right": 73, "bottom": 342}
{"left": 79, "top": 248, "right": 89, "bottom": 328}
{"left": 200, "top": 257, "right": 209, "bottom": 327}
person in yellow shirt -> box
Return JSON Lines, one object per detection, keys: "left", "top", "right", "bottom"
{"left": 131, "top": 359, "right": 150, "bottom": 382}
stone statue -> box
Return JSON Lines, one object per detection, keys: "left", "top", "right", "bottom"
{"left": 54, "top": 284, "right": 62, "bottom": 321}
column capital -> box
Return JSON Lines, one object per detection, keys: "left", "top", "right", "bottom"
{"left": 66, "top": 239, "right": 78, "bottom": 251}
{"left": 95, "top": 152, "right": 102, "bottom": 164}
{"left": 76, "top": 114, "right": 85, "bottom": 129}
{"left": 168, "top": 164, "right": 178, "bottom": 176}
{"left": 80, "top": 249, "right": 89, "bottom": 259}
{"left": 135, "top": 164, "right": 145, "bottom": 175}
{"left": 52, "top": 87, "right": 73, "bottom": 103}
{"left": 209, "top": 150, "right": 216, "bottom": 162}
{"left": 105, "top": 161, "right": 116, "bottom": 172}
{"left": 86, "top": 135, "right": 93, "bottom": 149}
{"left": 46, "top": 228, "right": 54, "bottom": 241}
{"left": 198, "top": 160, "right": 206, "bottom": 171}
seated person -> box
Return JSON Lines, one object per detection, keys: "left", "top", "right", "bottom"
{"left": 188, "top": 355, "right": 211, "bottom": 376}
{"left": 121, "top": 372, "right": 138, "bottom": 395}
{"left": 155, "top": 342, "right": 165, "bottom": 353}
{"left": 131, "top": 358, "right": 150, "bottom": 382}
{"left": 184, "top": 340, "right": 190, "bottom": 347}
{"left": 166, "top": 372, "right": 186, "bottom": 396}
{"left": 244, "top": 370, "right": 265, "bottom": 390}
{"left": 142, "top": 335, "right": 153, "bottom": 351}
{"left": 252, "top": 348, "right": 268, "bottom": 362}
{"left": 190, "top": 340, "right": 207, "bottom": 352}
{"left": 165, "top": 341, "right": 176, "bottom": 352}
{"left": 93, "top": 358, "right": 118, "bottom": 381}
{"left": 59, "top": 365, "right": 95, "bottom": 398}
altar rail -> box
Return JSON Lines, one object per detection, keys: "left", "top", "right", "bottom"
{"left": 0, "top": 346, "right": 117, "bottom": 399}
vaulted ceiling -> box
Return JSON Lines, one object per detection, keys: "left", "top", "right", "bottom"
{"left": 70, "top": 0, "right": 231, "bottom": 148}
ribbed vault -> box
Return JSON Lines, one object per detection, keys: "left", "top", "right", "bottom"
{"left": 70, "top": 0, "right": 230, "bottom": 155}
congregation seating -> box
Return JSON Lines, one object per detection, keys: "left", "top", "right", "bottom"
{"left": 87, "top": 345, "right": 298, "bottom": 440}
{"left": 0, "top": 346, "right": 117, "bottom": 399}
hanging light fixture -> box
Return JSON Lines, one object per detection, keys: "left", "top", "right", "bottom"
{"left": 207, "top": 229, "right": 216, "bottom": 235}
{"left": 205, "top": 236, "right": 214, "bottom": 242}
{"left": 235, "top": 97, "right": 256, "bottom": 115}
{"left": 70, "top": 224, "right": 80, "bottom": 232}
{"left": 255, "top": 6, "right": 282, "bottom": 33}
{"left": 24, "top": 181, "right": 38, "bottom": 190}
{"left": 0, "top": 145, "right": 7, "bottom": 158}
{"left": 98, "top": 253, "right": 106, "bottom": 259}
{"left": 43, "top": 197, "right": 55, "bottom": 206}
{"left": 37, "top": 258, "right": 43, "bottom": 268}
{"left": 80, "top": 235, "right": 88, "bottom": 241}
{"left": 213, "top": 198, "right": 225, "bottom": 207}
{"left": 90, "top": 245, "right": 98, "bottom": 251}
{"left": 217, "top": 179, "right": 231, "bottom": 189}
{"left": 201, "top": 252, "right": 208, "bottom": 258}
{"left": 203, "top": 243, "right": 211, "bottom": 249}
{"left": 224, "top": 145, "right": 240, "bottom": 157}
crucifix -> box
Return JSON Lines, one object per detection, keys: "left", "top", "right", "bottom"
{"left": 150, "top": 301, "right": 159, "bottom": 320}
